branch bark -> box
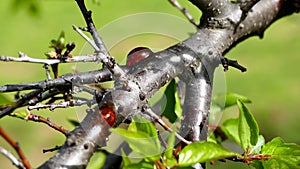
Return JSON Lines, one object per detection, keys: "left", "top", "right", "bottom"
{"left": 0, "top": 0, "right": 298, "bottom": 168}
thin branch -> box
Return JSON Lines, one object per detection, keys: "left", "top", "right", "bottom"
{"left": 0, "top": 52, "right": 99, "bottom": 65}
{"left": 0, "top": 147, "right": 26, "bottom": 169}
{"left": 42, "top": 145, "right": 62, "bottom": 153}
{"left": 144, "top": 107, "right": 191, "bottom": 145}
{"left": 74, "top": 0, "right": 127, "bottom": 79}
{"left": 24, "top": 112, "right": 69, "bottom": 136}
{"left": 0, "top": 69, "right": 112, "bottom": 92}
{"left": 27, "top": 99, "right": 89, "bottom": 111}
{"left": 75, "top": 0, "right": 109, "bottom": 56}
{"left": 0, "top": 127, "right": 31, "bottom": 169}
{"left": 168, "top": 0, "right": 199, "bottom": 27}
{"left": 220, "top": 56, "right": 247, "bottom": 72}
{"left": 0, "top": 89, "right": 43, "bottom": 118}
{"left": 72, "top": 25, "right": 99, "bottom": 52}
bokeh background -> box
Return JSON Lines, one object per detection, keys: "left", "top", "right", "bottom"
{"left": 0, "top": 0, "right": 299, "bottom": 168}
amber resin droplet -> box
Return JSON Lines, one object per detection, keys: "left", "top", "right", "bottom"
{"left": 100, "top": 107, "right": 116, "bottom": 126}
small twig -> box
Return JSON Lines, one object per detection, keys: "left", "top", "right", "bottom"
{"left": 220, "top": 56, "right": 247, "bottom": 72}
{"left": 42, "top": 145, "right": 62, "bottom": 153}
{"left": 75, "top": 0, "right": 109, "bottom": 56}
{"left": 28, "top": 100, "right": 88, "bottom": 111}
{"left": 43, "top": 64, "right": 52, "bottom": 80}
{"left": 0, "top": 89, "right": 43, "bottom": 119}
{"left": 74, "top": 0, "right": 127, "bottom": 79}
{"left": 234, "top": 0, "right": 261, "bottom": 32}
{"left": 0, "top": 127, "right": 31, "bottom": 169}
{"left": 0, "top": 69, "right": 112, "bottom": 92}
{"left": 72, "top": 25, "right": 99, "bottom": 52}
{"left": 0, "top": 147, "right": 26, "bottom": 169}
{"left": 24, "top": 111, "right": 69, "bottom": 136}
{"left": 144, "top": 107, "right": 191, "bottom": 145}
{"left": 0, "top": 52, "right": 99, "bottom": 65}
{"left": 168, "top": 0, "right": 198, "bottom": 27}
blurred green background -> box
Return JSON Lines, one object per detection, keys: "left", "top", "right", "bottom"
{"left": 0, "top": 0, "right": 299, "bottom": 168}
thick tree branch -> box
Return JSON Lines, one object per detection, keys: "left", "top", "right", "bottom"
{"left": 1, "top": 0, "right": 297, "bottom": 168}
{"left": 0, "top": 69, "right": 112, "bottom": 92}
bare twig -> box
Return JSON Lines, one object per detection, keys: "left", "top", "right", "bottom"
{"left": 24, "top": 112, "right": 69, "bottom": 136}
{"left": 72, "top": 25, "right": 99, "bottom": 52}
{"left": 0, "top": 69, "right": 112, "bottom": 92}
{"left": 0, "top": 52, "right": 99, "bottom": 65}
{"left": 74, "top": 0, "right": 127, "bottom": 79}
{"left": 27, "top": 100, "right": 88, "bottom": 111}
{"left": 0, "top": 147, "right": 26, "bottom": 169}
{"left": 0, "top": 127, "right": 31, "bottom": 169}
{"left": 42, "top": 145, "right": 62, "bottom": 153}
{"left": 144, "top": 107, "right": 191, "bottom": 145}
{"left": 168, "top": 0, "right": 198, "bottom": 27}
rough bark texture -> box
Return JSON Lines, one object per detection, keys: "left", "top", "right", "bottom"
{"left": 39, "top": 0, "right": 299, "bottom": 168}
{"left": 0, "top": 0, "right": 299, "bottom": 168}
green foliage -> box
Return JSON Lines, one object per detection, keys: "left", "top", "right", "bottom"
{"left": 161, "top": 79, "right": 179, "bottom": 123}
{"left": 212, "top": 92, "right": 251, "bottom": 109}
{"left": 258, "top": 137, "right": 300, "bottom": 169}
{"left": 110, "top": 93, "right": 299, "bottom": 169}
{"left": 86, "top": 152, "right": 106, "bottom": 169}
{"left": 222, "top": 118, "right": 240, "bottom": 144}
{"left": 111, "top": 116, "right": 161, "bottom": 160}
{"left": 178, "top": 142, "right": 240, "bottom": 166}
{"left": 237, "top": 100, "right": 259, "bottom": 151}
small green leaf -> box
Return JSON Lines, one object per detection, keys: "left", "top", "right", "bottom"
{"left": 250, "top": 160, "right": 264, "bottom": 169}
{"left": 261, "top": 137, "right": 300, "bottom": 168}
{"left": 161, "top": 79, "right": 177, "bottom": 123}
{"left": 249, "top": 135, "right": 265, "bottom": 154}
{"left": 67, "top": 119, "right": 80, "bottom": 127}
{"left": 237, "top": 100, "right": 259, "bottom": 151}
{"left": 123, "top": 161, "right": 153, "bottom": 169}
{"left": 222, "top": 118, "right": 240, "bottom": 145}
{"left": 130, "top": 116, "right": 158, "bottom": 137}
{"left": 178, "top": 142, "right": 240, "bottom": 166}
{"left": 10, "top": 111, "right": 28, "bottom": 119}
{"left": 213, "top": 93, "right": 251, "bottom": 109}
{"left": 121, "top": 149, "right": 131, "bottom": 166}
{"left": 86, "top": 152, "right": 106, "bottom": 169}
{"left": 165, "top": 131, "right": 175, "bottom": 159}
{"left": 110, "top": 128, "right": 161, "bottom": 159}
{"left": 57, "top": 31, "right": 66, "bottom": 47}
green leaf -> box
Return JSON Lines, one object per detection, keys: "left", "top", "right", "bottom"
{"left": 260, "top": 137, "right": 300, "bottom": 168}
{"left": 123, "top": 161, "right": 153, "bottom": 169}
{"left": 110, "top": 128, "right": 161, "bottom": 159}
{"left": 213, "top": 93, "right": 251, "bottom": 109}
{"left": 121, "top": 149, "right": 131, "bottom": 166}
{"left": 161, "top": 79, "right": 177, "bottom": 123}
{"left": 178, "top": 142, "right": 240, "bottom": 166}
{"left": 67, "top": 119, "right": 80, "bottom": 127}
{"left": 57, "top": 31, "right": 66, "bottom": 48}
{"left": 249, "top": 135, "right": 265, "bottom": 154}
{"left": 86, "top": 152, "right": 106, "bottom": 169}
{"left": 237, "top": 100, "right": 259, "bottom": 151}
{"left": 165, "top": 131, "right": 175, "bottom": 159}
{"left": 250, "top": 160, "right": 264, "bottom": 169}
{"left": 10, "top": 111, "right": 28, "bottom": 119}
{"left": 129, "top": 116, "right": 158, "bottom": 137}
{"left": 222, "top": 118, "right": 240, "bottom": 145}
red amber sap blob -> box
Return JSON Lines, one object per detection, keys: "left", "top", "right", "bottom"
{"left": 100, "top": 107, "right": 116, "bottom": 126}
